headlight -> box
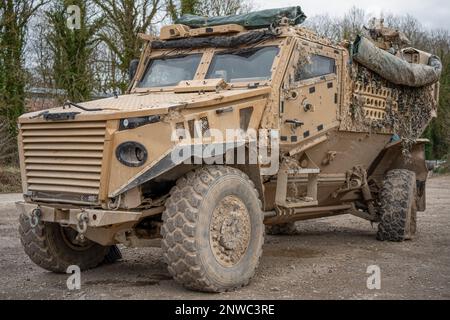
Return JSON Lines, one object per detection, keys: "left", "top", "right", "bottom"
{"left": 119, "top": 116, "right": 161, "bottom": 130}
{"left": 116, "top": 142, "right": 148, "bottom": 167}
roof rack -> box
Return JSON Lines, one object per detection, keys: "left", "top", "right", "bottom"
{"left": 160, "top": 24, "right": 245, "bottom": 40}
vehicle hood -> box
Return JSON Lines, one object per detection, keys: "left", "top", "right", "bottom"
{"left": 20, "top": 87, "right": 270, "bottom": 123}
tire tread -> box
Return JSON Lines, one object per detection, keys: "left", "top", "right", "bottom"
{"left": 377, "top": 169, "right": 417, "bottom": 242}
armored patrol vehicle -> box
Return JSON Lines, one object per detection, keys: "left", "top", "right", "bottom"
{"left": 15, "top": 7, "right": 441, "bottom": 292}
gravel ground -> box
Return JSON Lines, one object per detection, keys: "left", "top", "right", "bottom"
{"left": 0, "top": 176, "right": 449, "bottom": 300}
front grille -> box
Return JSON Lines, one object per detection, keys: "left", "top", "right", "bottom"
{"left": 20, "top": 121, "right": 107, "bottom": 200}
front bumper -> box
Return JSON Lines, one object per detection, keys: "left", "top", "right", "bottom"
{"left": 15, "top": 202, "right": 159, "bottom": 228}
{"left": 16, "top": 202, "right": 164, "bottom": 246}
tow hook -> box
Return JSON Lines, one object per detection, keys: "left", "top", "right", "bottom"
{"left": 30, "top": 208, "right": 42, "bottom": 228}
{"left": 76, "top": 211, "right": 90, "bottom": 239}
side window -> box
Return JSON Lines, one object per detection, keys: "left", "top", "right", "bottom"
{"left": 295, "top": 54, "right": 336, "bottom": 81}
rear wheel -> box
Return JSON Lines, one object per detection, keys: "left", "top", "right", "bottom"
{"left": 377, "top": 170, "right": 417, "bottom": 242}
{"left": 19, "top": 214, "right": 120, "bottom": 273}
{"left": 161, "top": 166, "right": 265, "bottom": 293}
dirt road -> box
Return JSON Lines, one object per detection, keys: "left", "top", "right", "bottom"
{"left": 0, "top": 176, "right": 449, "bottom": 300}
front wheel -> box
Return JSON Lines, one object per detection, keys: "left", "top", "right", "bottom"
{"left": 19, "top": 214, "right": 120, "bottom": 273}
{"left": 161, "top": 166, "right": 265, "bottom": 293}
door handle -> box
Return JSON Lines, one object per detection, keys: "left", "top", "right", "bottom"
{"left": 285, "top": 119, "right": 304, "bottom": 128}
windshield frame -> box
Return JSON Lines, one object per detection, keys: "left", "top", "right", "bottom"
{"left": 131, "top": 38, "right": 285, "bottom": 93}
{"left": 205, "top": 45, "right": 281, "bottom": 85}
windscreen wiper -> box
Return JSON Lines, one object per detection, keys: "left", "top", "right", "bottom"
{"left": 28, "top": 100, "right": 105, "bottom": 121}
{"left": 63, "top": 100, "right": 104, "bottom": 112}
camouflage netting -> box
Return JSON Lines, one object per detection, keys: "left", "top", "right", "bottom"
{"left": 353, "top": 36, "right": 442, "bottom": 87}
{"left": 349, "top": 63, "right": 437, "bottom": 159}
{"left": 151, "top": 30, "right": 278, "bottom": 49}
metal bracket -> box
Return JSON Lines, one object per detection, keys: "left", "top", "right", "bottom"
{"left": 30, "top": 207, "right": 42, "bottom": 228}
{"left": 332, "top": 166, "right": 366, "bottom": 198}
{"left": 76, "top": 211, "right": 89, "bottom": 236}
{"left": 275, "top": 155, "right": 320, "bottom": 209}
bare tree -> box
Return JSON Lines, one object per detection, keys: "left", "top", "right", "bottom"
{"left": 304, "top": 7, "right": 366, "bottom": 42}
{"left": 93, "top": 0, "right": 167, "bottom": 93}
{"left": 303, "top": 14, "right": 341, "bottom": 42}
{"left": 167, "top": 0, "right": 254, "bottom": 21}
{"left": 28, "top": 10, "right": 54, "bottom": 91}
{"left": 195, "top": 0, "right": 254, "bottom": 17}
{"left": 341, "top": 6, "right": 366, "bottom": 41}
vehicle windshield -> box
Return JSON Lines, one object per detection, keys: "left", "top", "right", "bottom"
{"left": 138, "top": 54, "right": 202, "bottom": 88}
{"left": 206, "top": 46, "right": 279, "bottom": 83}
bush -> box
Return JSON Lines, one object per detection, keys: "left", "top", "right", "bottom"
{"left": 0, "top": 120, "right": 18, "bottom": 166}
{"left": 0, "top": 120, "right": 21, "bottom": 193}
{"left": 0, "top": 166, "right": 22, "bottom": 193}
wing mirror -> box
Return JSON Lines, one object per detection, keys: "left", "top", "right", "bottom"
{"left": 129, "top": 59, "right": 140, "bottom": 81}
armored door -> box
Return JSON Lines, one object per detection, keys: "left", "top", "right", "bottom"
{"left": 280, "top": 40, "right": 342, "bottom": 148}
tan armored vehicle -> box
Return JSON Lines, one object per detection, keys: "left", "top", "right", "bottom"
{"left": 15, "top": 7, "right": 441, "bottom": 292}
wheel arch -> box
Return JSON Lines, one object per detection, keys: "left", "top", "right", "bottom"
{"left": 111, "top": 143, "right": 265, "bottom": 200}
{"left": 117, "top": 143, "right": 267, "bottom": 208}
{"left": 156, "top": 164, "right": 265, "bottom": 207}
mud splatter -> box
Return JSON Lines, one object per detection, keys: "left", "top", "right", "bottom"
{"left": 346, "top": 63, "right": 437, "bottom": 160}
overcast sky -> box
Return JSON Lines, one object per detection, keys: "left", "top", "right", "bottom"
{"left": 255, "top": 0, "right": 450, "bottom": 30}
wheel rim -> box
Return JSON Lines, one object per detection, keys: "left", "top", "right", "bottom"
{"left": 210, "top": 195, "right": 251, "bottom": 268}
{"left": 60, "top": 226, "right": 95, "bottom": 252}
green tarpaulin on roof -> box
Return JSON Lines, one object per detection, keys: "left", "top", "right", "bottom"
{"left": 175, "top": 6, "right": 306, "bottom": 29}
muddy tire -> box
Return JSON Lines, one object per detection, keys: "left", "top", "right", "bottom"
{"left": 377, "top": 170, "right": 417, "bottom": 242}
{"left": 104, "top": 245, "right": 123, "bottom": 264}
{"left": 266, "top": 223, "right": 298, "bottom": 235}
{"left": 161, "top": 166, "right": 265, "bottom": 293}
{"left": 19, "top": 213, "right": 116, "bottom": 273}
